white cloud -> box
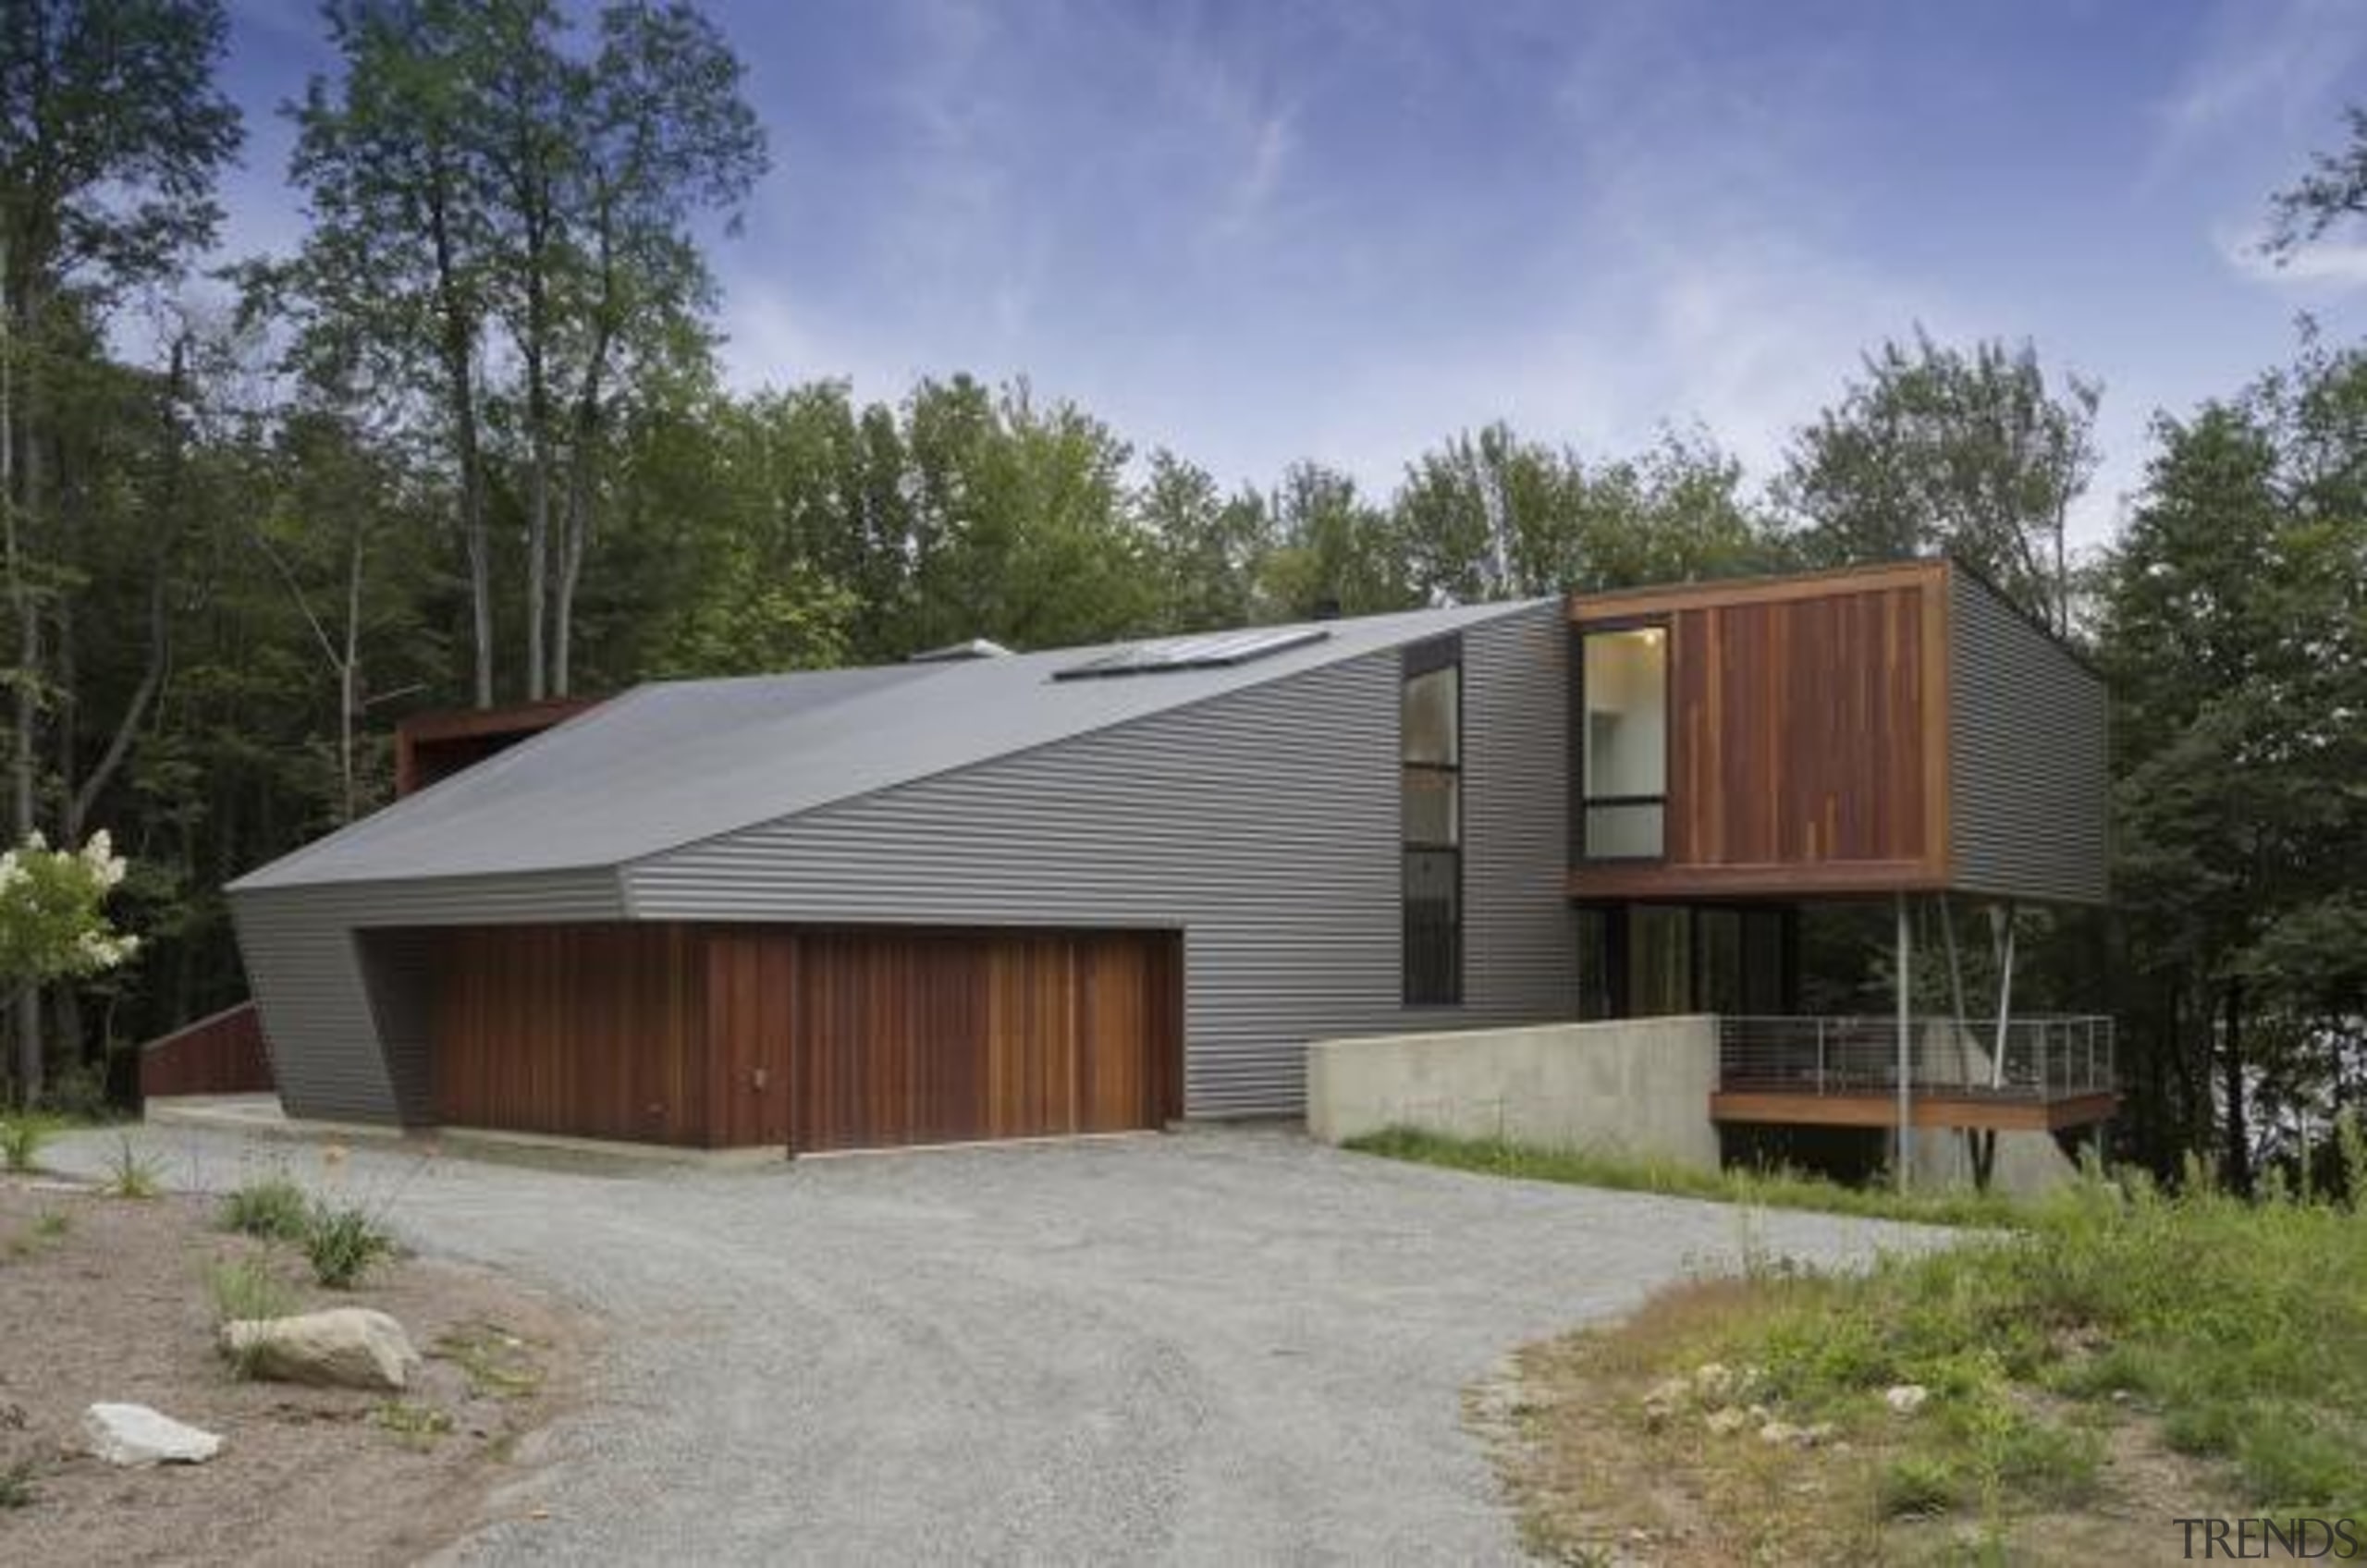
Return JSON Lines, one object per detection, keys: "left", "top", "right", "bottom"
{"left": 2217, "top": 221, "right": 2367, "bottom": 289}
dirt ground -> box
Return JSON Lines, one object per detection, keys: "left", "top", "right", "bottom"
{"left": 0, "top": 1173, "right": 589, "bottom": 1567}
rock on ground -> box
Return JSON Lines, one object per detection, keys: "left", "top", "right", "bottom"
{"left": 222, "top": 1307, "right": 421, "bottom": 1391}
{"left": 83, "top": 1403, "right": 222, "bottom": 1466}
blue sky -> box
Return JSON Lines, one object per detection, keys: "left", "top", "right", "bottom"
{"left": 218, "top": 0, "right": 2367, "bottom": 546}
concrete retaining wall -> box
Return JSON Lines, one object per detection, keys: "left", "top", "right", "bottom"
{"left": 1305, "top": 1016, "right": 1723, "bottom": 1170}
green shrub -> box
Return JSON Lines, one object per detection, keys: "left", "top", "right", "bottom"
{"left": 2233, "top": 1406, "right": 2365, "bottom": 1511}
{"left": 1879, "top": 1454, "right": 1960, "bottom": 1517}
{"left": 302, "top": 1201, "right": 394, "bottom": 1288}
{"left": 219, "top": 1175, "right": 312, "bottom": 1243}
{"left": 0, "top": 1116, "right": 53, "bottom": 1173}
{"left": 206, "top": 1256, "right": 298, "bottom": 1333}
{"left": 31, "top": 1209, "right": 67, "bottom": 1241}
{"left": 99, "top": 1134, "right": 163, "bottom": 1198}
{"left": 0, "top": 1455, "right": 38, "bottom": 1510}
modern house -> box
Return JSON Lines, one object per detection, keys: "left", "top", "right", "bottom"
{"left": 227, "top": 558, "right": 2112, "bottom": 1163}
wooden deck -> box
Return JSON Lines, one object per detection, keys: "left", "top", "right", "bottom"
{"left": 1710, "top": 1087, "right": 2118, "bottom": 1133}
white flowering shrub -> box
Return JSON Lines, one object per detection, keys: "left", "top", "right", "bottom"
{"left": 0, "top": 830, "right": 140, "bottom": 986}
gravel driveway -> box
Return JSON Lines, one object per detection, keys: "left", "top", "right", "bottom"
{"left": 54, "top": 1124, "right": 1926, "bottom": 1565}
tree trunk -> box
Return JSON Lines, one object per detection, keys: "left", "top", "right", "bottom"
{"left": 524, "top": 368, "right": 549, "bottom": 702}
{"left": 552, "top": 217, "right": 617, "bottom": 701}
{"left": 3, "top": 252, "right": 43, "bottom": 1102}
{"left": 524, "top": 259, "right": 550, "bottom": 703}
{"left": 2221, "top": 981, "right": 2252, "bottom": 1195}
{"left": 554, "top": 459, "right": 584, "bottom": 697}
{"left": 427, "top": 178, "right": 493, "bottom": 709}
{"left": 339, "top": 523, "right": 362, "bottom": 823}
{"left": 553, "top": 349, "right": 605, "bottom": 699}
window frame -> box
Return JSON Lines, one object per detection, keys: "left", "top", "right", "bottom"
{"left": 1576, "top": 617, "right": 1672, "bottom": 864}
{"left": 1401, "top": 635, "right": 1464, "bottom": 1007}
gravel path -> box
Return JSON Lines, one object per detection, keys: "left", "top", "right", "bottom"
{"left": 53, "top": 1124, "right": 1932, "bottom": 1565}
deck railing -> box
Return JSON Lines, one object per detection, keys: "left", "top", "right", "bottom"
{"left": 1716, "top": 1015, "right": 2115, "bottom": 1102}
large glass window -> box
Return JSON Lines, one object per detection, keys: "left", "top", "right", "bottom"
{"left": 1581, "top": 626, "right": 1668, "bottom": 859}
{"left": 1403, "top": 642, "right": 1462, "bottom": 1005}
{"left": 1627, "top": 905, "right": 1693, "bottom": 1017}
{"left": 1576, "top": 903, "right": 1797, "bottom": 1018}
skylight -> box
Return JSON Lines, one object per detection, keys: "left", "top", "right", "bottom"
{"left": 1052, "top": 627, "right": 1331, "bottom": 681}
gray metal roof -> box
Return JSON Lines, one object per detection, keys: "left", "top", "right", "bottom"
{"left": 232, "top": 598, "right": 1549, "bottom": 891}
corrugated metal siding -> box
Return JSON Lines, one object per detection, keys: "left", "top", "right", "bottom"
{"left": 1948, "top": 570, "right": 2110, "bottom": 904}
{"left": 229, "top": 871, "right": 624, "bottom": 1124}
{"left": 625, "top": 604, "right": 1577, "bottom": 1118}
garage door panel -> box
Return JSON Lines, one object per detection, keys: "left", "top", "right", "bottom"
{"left": 792, "top": 927, "right": 1171, "bottom": 1155}
{"left": 433, "top": 924, "right": 706, "bottom": 1145}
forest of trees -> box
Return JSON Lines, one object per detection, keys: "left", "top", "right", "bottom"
{"left": 1, "top": 1, "right": 2361, "bottom": 1190}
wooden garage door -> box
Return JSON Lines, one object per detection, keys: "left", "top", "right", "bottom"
{"left": 433, "top": 924, "right": 1180, "bottom": 1153}
{"left": 713, "top": 926, "right": 1183, "bottom": 1155}
{"left": 433, "top": 924, "right": 708, "bottom": 1145}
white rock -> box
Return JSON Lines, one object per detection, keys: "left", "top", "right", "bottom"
{"left": 1704, "top": 1406, "right": 1750, "bottom": 1436}
{"left": 82, "top": 1403, "right": 221, "bottom": 1466}
{"left": 1885, "top": 1383, "right": 1930, "bottom": 1416}
{"left": 1758, "top": 1420, "right": 1802, "bottom": 1446}
{"left": 221, "top": 1307, "right": 421, "bottom": 1391}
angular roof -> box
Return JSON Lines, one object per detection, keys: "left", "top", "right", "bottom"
{"left": 232, "top": 598, "right": 1545, "bottom": 891}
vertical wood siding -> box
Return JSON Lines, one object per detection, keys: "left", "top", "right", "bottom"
{"left": 138, "top": 1002, "right": 274, "bottom": 1098}
{"left": 703, "top": 927, "right": 797, "bottom": 1146}
{"left": 781, "top": 926, "right": 1177, "bottom": 1152}
{"left": 1571, "top": 570, "right": 1951, "bottom": 898}
{"left": 426, "top": 923, "right": 1176, "bottom": 1151}
{"left": 1670, "top": 583, "right": 1939, "bottom": 868}
{"left": 432, "top": 924, "right": 710, "bottom": 1144}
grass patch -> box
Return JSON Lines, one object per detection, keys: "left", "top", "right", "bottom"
{"left": 432, "top": 1321, "right": 545, "bottom": 1401}
{"left": 98, "top": 1135, "right": 163, "bottom": 1199}
{"left": 207, "top": 1254, "right": 301, "bottom": 1378}
{"left": 1490, "top": 1162, "right": 2367, "bottom": 1563}
{"left": 372, "top": 1400, "right": 455, "bottom": 1451}
{"left": 300, "top": 1201, "right": 395, "bottom": 1288}
{"left": 0, "top": 1114, "right": 57, "bottom": 1173}
{"left": 218, "top": 1174, "right": 312, "bottom": 1243}
{"left": 207, "top": 1254, "right": 299, "bottom": 1325}
{"left": 1346, "top": 1125, "right": 2022, "bottom": 1227}
{"left": 0, "top": 1454, "right": 38, "bottom": 1510}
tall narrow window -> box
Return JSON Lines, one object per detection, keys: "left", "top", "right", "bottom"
{"left": 1403, "top": 639, "right": 1462, "bottom": 1005}
{"left": 1581, "top": 625, "right": 1668, "bottom": 859}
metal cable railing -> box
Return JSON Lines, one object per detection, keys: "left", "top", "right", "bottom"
{"left": 1716, "top": 1015, "right": 2115, "bottom": 1101}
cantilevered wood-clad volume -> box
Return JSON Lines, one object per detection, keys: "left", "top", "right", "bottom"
{"left": 1567, "top": 559, "right": 2103, "bottom": 907}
